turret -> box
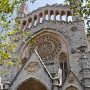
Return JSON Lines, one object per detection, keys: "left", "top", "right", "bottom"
{"left": 17, "top": 0, "right": 28, "bottom": 17}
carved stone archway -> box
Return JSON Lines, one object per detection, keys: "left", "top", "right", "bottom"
{"left": 16, "top": 78, "right": 48, "bottom": 90}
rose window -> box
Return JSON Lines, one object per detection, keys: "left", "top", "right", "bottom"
{"left": 36, "top": 35, "right": 61, "bottom": 61}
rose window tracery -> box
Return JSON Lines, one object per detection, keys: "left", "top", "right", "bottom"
{"left": 27, "top": 34, "right": 61, "bottom": 61}
{"left": 37, "top": 42, "right": 52, "bottom": 54}
{"left": 37, "top": 35, "right": 61, "bottom": 61}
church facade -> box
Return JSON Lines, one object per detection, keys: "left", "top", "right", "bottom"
{"left": 0, "top": 0, "right": 90, "bottom": 90}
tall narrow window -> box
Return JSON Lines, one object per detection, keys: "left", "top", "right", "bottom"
{"left": 28, "top": 18, "right": 32, "bottom": 28}
{"left": 44, "top": 10, "right": 48, "bottom": 20}
{"left": 59, "top": 52, "right": 68, "bottom": 81}
{"left": 56, "top": 10, "right": 60, "bottom": 21}
{"left": 61, "top": 11, "right": 66, "bottom": 21}
{"left": 34, "top": 15, "right": 37, "bottom": 26}
{"left": 39, "top": 13, "right": 43, "bottom": 23}
{"left": 22, "top": 20, "right": 26, "bottom": 31}
{"left": 50, "top": 10, "right": 54, "bottom": 20}
{"left": 67, "top": 11, "right": 72, "bottom": 22}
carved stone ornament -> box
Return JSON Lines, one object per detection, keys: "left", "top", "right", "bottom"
{"left": 67, "top": 75, "right": 74, "bottom": 83}
{"left": 25, "top": 62, "right": 40, "bottom": 74}
{"left": 71, "top": 27, "right": 77, "bottom": 31}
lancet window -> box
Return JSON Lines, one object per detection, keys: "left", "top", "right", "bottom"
{"left": 59, "top": 52, "right": 68, "bottom": 81}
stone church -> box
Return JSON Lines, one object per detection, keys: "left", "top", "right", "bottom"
{"left": 0, "top": 0, "right": 90, "bottom": 90}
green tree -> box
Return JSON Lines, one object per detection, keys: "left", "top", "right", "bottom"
{"left": 0, "top": 0, "right": 36, "bottom": 74}
{"left": 65, "top": 0, "right": 90, "bottom": 35}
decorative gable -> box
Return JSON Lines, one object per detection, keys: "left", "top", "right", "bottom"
{"left": 9, "top": 50, "right": 52, "bottom": 90}
{"left": 61, "top": 71, "right": 84, "bottom": 90}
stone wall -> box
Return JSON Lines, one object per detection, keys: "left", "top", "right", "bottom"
{"left": 0, "top": 3, "right": 90, "bottom": 89}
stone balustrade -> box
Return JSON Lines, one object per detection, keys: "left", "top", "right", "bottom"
{"left": 20, "top": 4, "right": 73, "bottom": 31}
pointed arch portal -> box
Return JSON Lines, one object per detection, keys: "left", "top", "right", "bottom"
{"left": 16, "top": 78, "right": 48, "bottom": 90}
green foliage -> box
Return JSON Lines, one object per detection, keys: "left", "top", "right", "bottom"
{"left": 0, "top": 0, "right": 36, "bottom": 73}
{"left": 65, "top": 0, "right": 90, "bottom": 35}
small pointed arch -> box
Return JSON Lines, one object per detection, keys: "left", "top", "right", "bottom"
{"left": 55, "top": 10, "right": 60, "bottom": 21}
{"left": 23, "top": 20, "right": 26, "bottom": 26}
{"left": 65, "top": 86, "right": 79, "bottom": 90}
{"left": 67, "top": 11, "right": 72, "bottom": 22}
{"left": 61, "top": 11, "right": 65, "bottom": 16}
{"left": 59, "top": 52, "right": 68, "bottom": 62}
{"left": 61, "top": 11, "right": 66, "bottom": 21}
{"left": 28, "top": 18, "right": 32, "bottom": 28}
{"left": 44, "top": 10, "right": 48, "bottom": 20}
{"left": 50, "top": 10, "right": 54, "bottom": 20}
{"left": 39, "top": 12, "right": 43, "bottom": 23}
{"left": 34, "top": 15, "right": 37, "bottom": 26}
{"left": 22, "top": 20, "right": 26, "bottom": 31}
{"left": 67, "top": 11, "right": 72, "bottom": 16}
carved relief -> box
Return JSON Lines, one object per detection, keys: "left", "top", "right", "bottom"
{"left": 25, "top": 62, "right": 40, "bottom": 73}
{"left": 67, "top": 75, "right": 74, "bottom": 83}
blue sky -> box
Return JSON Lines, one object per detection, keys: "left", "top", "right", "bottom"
{"left": 28, "top": 0, "right": 65, "bottom": 12}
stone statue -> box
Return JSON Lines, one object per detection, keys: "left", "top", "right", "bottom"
{"left": 57, "top": 66, "right": 62, "bottom": 86}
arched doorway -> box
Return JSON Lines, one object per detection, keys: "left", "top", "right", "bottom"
{"left": 16, "top": 78, "right": 48, "bottom": 90}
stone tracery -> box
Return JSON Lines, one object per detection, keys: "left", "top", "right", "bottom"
{"left": 59, "top": 52, "right": 67, "bottom": 63}
{"left": 36, "top": 35, "right": 61, "bottom": 61}
{"left": 27, "top": 35, "right": 61, "bottom": 61}
{"left": 58, "top": 52, "right": 68, "bottom": 81}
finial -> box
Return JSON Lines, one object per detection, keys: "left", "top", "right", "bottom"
{"left": 17, "top": 0, "right": 28, "bottom": 17}
{"left": 20, "top": 0, "right": 28, "bottom": 14}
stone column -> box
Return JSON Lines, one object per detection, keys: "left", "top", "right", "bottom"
{"left": 79, "top": 46, "right": 90, "bottom": 87}
{"left": 66, "top": 12, "right": 68, "bottom": 21}
{"left": 24, "top": 20, "right": 28, "bottom": 30}
{"left": 60, "top": 12, "right": 62, "bottom": 21}
{"left": 37, "top": 15, "right": 40, "bottom": 24}
{"left": 48, "top": 11, "right": 50, "bottom": 21}
{"left": 42, "top": 12, "right": 45, "bottom": 21}
{"left": 31, "top": 17, "right": 34, "bottom": 26}
{"left": 54, "top": 11, "right": 56, "bottom": 22}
